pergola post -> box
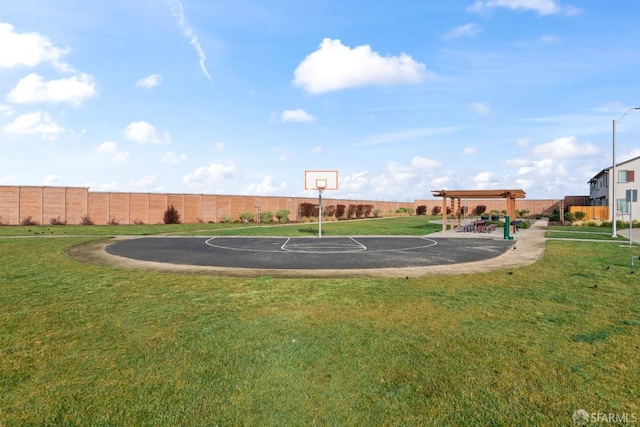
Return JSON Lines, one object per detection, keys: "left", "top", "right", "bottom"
{"left": 450, "top": 198, "right": 455, "bottom": 231}
{"left": 441, "top": 196, "right": 447, "bottom": 232}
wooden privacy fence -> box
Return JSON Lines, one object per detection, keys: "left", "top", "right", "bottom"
{"left": 569, "top": 206, "right": 609, "bottom": 221}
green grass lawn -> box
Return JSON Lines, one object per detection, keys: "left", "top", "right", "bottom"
{"left": 1, "top": 218, "right": 639, "bottom": 425}
{"left": 547, "top": 225, "right": 627, "bottom": 241}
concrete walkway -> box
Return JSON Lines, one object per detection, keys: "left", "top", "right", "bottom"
{"left": 615, "top": 227, "right": 640, "bottom": 244}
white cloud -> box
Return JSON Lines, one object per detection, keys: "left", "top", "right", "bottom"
{"left": 469, "top": 101, "right": 490, "bottom": 115}
{"left": 95, "top": 141, "right": 128, "bottom": 162}
{"left": 505, "top": 157, "right": 530, "bottom": 167}
{"left": 162, "top": 151, "right": 187, "bottom": 164}
{"left": 130, "top": 175, "right": 156, "bottom": 188}
{"left": 363, "top": 126, "right": 461, "bottom": 146}
{"left": 462, "top": 146, "right": 480, "bottom": 155}
{"left": 532, "top": 136, "right": 599, "bottom": 158}
{"left": 411, "top": 156, "right": 442, "bottom": 169}
{"left": 467, "top": 0, "right": 579, "bottom": 16}
{"left": 96, "top": 141, "right": 118, "bottom": 154}
{"left": 444, "top": 23, "right": 482, "bottom": 40}
{"left": 136, "top": 74, "right": 163, "bottom": 89}
{"left": 517, "top": 158, "right": 566, "bottom": 178}
{"left": 293, "top": 38, "right": 432, "bottom": 94}
{"left": 473, "top": 171, "right": 499, "bottom": 189}
{"left": 182, "top": 161, "right": 235, "bottom": 188}
{"left": 167, "top": 0, "right": 212, "bottom": 80}
{"left": 244, "top": 175, "right": 286, "bottom": 195}
{"left": 281, "top": 108, "right": 316, "bottom": 123}
{"left": 124, "top": 121, "right": 171, "bottom": 144}
{"left": 3, "top": 110, "right": 64, "bottom": 140}
{"left": 7, "top": 73, "right": 97, "bottom": 106}
{"left": 97, "top": 181, "right": 119, "bottom": 191}
{"left": 0, "top": 105, "right": 13, "bottom": 117}
{"left": 215, "top": 142, "right": 225, "bottom": 151}
{"left": 43, "top": 174, "right": 61, "bottom": 185}
{"left": 0, "top": 22, "right": 71, "bottom": 71}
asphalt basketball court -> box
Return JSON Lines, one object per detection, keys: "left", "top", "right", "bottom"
{"left": 105, "top": 234, "right": 515, "bottom": 270}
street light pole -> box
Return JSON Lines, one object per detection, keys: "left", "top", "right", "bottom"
{"left": 612, "top": 106, "right": 640, "bottom": 238}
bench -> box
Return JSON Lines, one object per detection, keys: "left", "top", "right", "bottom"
{"left": 485, "top": 224, "right": 496, "bottom": 233}
{"left": 461, "top": 223, "right": 475, "bottom": 232}
{"left": 473, "top": 220, "right": 487, "bottom": 233}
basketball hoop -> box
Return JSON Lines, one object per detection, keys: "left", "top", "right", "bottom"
{"left": 304, "top": 170, "right": 338, "bottom": 238}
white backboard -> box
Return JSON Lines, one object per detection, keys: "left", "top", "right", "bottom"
{"left": 304, "top": 170, "right": 338, "bottom": 190}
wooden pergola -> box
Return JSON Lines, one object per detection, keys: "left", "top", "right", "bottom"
{"left": 431, "top": 189, "right": 526, "bottom": 233}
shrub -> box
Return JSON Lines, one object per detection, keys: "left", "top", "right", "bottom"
{"left": 364, "top": 205, "right": 373, "bottom": 217}
{"left": 50, "top": 216, "right": 67, "bottom": 225}
{"left": 356, "top": 205, "right": 367, "bottom": 218}
{"left": 517, "top": 209, "right": 530, "bottom": 218}
{"left": 574, "top": 211, "right": 586, "bottom": 221}
{"left": 373, "top": 209, "right": 383, "bottom": 218}
{"left": 239, "top": 212, "right": 254, "bottom": 223}
{"left": 323, "top": 205, "right": 336, "bottom": 218}
{"left": 220, "top": 214, "right": 232, "bottom": 223}
{"left": 80, "top": 215, "right": 94, "bottom": 225}
{"left": 132, "top": 219, "right": 145, "bottom": 225}
{"left": 564, "top": 212, "right": 575, "bottom": 222}
{"left": 519, "top": 220, "right": 531, "bottom": 229}
{"left": 298, "top": 203, "right": 316, "bottom": 218}
{"left": 431, "top": 206, "right": 442, "bottom": 215}
{"left": 416, "top": 205, "right": 427, "bottom": 215}
{"left": 336, "top": 204, "right": 346, "bottom": 218}
{"left": 163, "top": 205, "right": 181, "bottom": 224}
{"left": 475, "top": 205, "right": 487, "bottom": 216}
{"left": 107, "top": 217, "right": 119, "bottom": 226}
{"left": 276, "top": 209, "right": 290, "bottom": 223}
{"left": 21, "top": 216, "right": 38, "bottom": 226}
{"left": 347, "top": 204, "right": 357, "bottom": 218}
{"left": 260, "top": 211, "right": 274, "bottom": 223}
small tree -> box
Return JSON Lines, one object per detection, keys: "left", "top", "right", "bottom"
{"left": 80, "top": 215, "right": 94, "bottom": 225}
{"left": 239, "top": 212, "right": 254, "bottom": 223}
{"left": 416, "top": 205, "right": 427, "bottom": 216}
{"left": 276, "top": 209, "right": 290, "bottom": 223}
{"left": 431, "top": 206, "right": 442, "bottom": 215}
{"left": 50, "top": 216, "right": 67, "bottom": 225}
{"left": 574, "top": 211, "right": 586, "bottom": 221}
{"left": 260, "top": 210, "right": 274, "bottom": 223}
{"left": 21, "top": 216, "right": 38, "bottom": 226}
{"left": 163, "top": 204, "right": 181, "bottom": 224}
{"left": 475, "top": 205, "right": 487, "bottom": 216}
{"left": 347, "top": 204, "right": 357, "bottom": 218}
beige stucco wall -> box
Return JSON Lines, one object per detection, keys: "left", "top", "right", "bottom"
{"left": 0, "top": 185, "right": 564, "bottom": 225}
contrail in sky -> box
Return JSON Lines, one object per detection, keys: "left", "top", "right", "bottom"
{"left": 167, "top": 0, "right": 212, "bottom": 80}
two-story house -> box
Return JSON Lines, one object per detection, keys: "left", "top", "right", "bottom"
{"left": 589, "top": 155, "right": 640, "bottom": 223}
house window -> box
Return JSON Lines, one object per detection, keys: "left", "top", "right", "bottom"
{"left": 619, "top": 170, "right": 635, "bottom": 183}
{"left": 618, "top": 199, "right": 629, "bottom": 214}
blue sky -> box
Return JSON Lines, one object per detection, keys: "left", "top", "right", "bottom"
{"left": 1, "top": 0, "right": 640, "bottom": 201}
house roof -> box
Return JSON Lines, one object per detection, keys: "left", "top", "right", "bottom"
{"left": 589, "top": 154, "right": 640, "bottom": 182}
